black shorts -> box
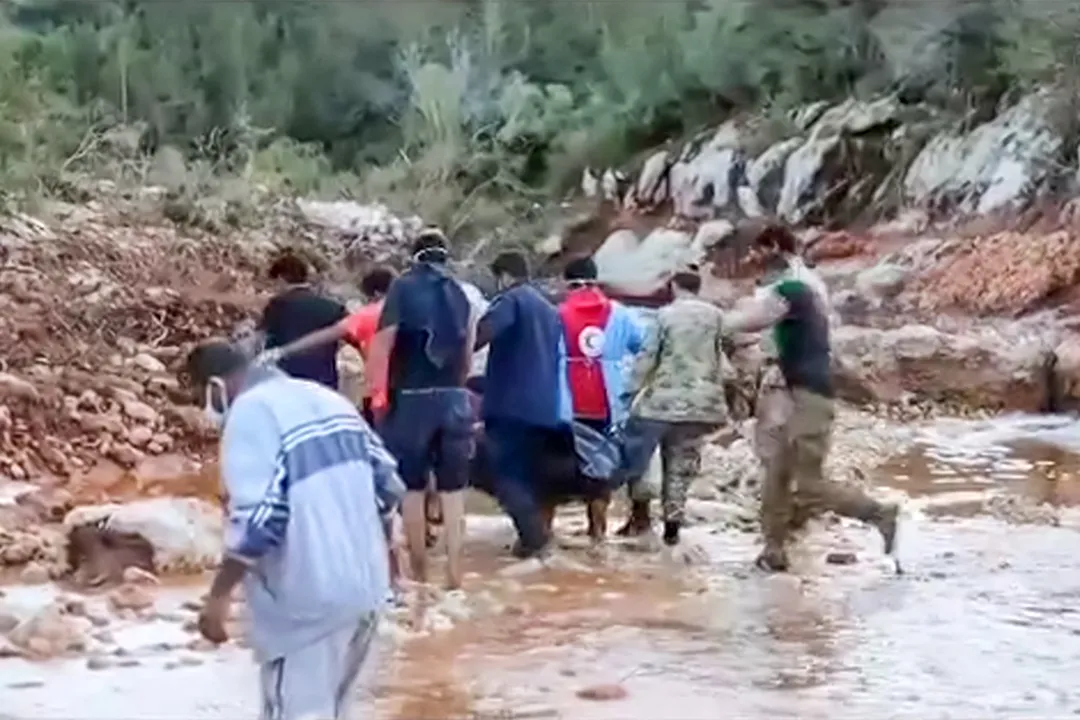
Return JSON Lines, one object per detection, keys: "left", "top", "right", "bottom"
{"left": 380, "top": 389, "right": 473, "bottom": 493}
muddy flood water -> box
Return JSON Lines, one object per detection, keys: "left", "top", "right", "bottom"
{"left": 5, "top": 414, "right": 1080, "bottom": 719}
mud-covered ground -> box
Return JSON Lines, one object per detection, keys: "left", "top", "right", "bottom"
{"left": 3, "top": 197, "right": 1080, "bottom": 718}
{"left": 4, "top": 411, "right": 1080, "bottom": 720}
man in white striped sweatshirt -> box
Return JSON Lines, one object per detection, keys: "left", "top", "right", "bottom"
{"left": 184, "top": 339, "right": 406, "bottom": 720}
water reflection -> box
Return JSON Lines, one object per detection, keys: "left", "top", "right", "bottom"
{"left": 878, "top": 413, "right": 1080, "bottom": 508}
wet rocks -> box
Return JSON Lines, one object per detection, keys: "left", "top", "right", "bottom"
{"left": 0, "top": 372, "right": 39, "bottom": 402}
{"left": 15, "top": 486, "right": 74, "bottom": 523}
{"left": 108, "top": 583, "right": 155, "bottom": 612}
{"left": 0, "top": 526, "right": 66, "bottom": 574}
{"left": 122, "top": 565, "right": 160, "bottom": 585}
{"left": 130, "top": 353, "right": 167, "bottom": 374}
{"left": 576, "top": 683, "right": 629, "bottom": 701}
{"left": 1052, "top": 335, "right": 1080, "bottom": 412}
{"left": 121, "top": 399, "right": 158, "bottom": 425}
{"left": 67, "top": 522, "right": 155, "bottom": 587}
{"left": 7, "top": 603, "right": 88, "bottom": 658}
{"left": 86, "top": 655, "right": 113, "bottom": 670}
{"left": 0, "top": 603, "right": 19, "bottom": 634}
{"left": 19, "top": 562, "right": 50, "bottom": 584}
{"left": 64, "top": 497, "right": 223, "bottom": 579}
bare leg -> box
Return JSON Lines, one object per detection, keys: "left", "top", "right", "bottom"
{"left": 424, "top": 481, "right": 442, "bottom": 548}
{"left": 586, "top": 495, "right": 610, "bottom": 543}
{"left": 402, "top": 492, "right": 429, "bottom": 584}
{"left": 440, "top": 490, "right": 466, "bottom": 590}
{"left": 539, "top": 502, "right": 557, "bottom": 538}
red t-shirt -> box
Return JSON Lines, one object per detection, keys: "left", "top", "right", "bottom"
{"left": 559, "top": 288, "right": 613, "bottom": 420}
{"left": 342, "top": 301, "right": 387, "bottom": 409}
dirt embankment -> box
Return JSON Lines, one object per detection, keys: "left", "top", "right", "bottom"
{"left": 0, "top": 208, "right": 273, "bottom": 488}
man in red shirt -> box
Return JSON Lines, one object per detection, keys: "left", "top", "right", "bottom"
{"left": 558, "top": 257, "right": 643, "bottom": 433}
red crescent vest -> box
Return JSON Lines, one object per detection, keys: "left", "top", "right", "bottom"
{"left": 559, "top": 287, "right": 613, "bottom": 420}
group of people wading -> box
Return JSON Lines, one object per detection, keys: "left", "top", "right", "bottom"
{"left": 182, "top": 224, "right": 899, "bottom": 720}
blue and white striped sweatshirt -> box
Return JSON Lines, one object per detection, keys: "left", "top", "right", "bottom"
{"left": 219, "top": 368, "right": 406, "bottom": 661}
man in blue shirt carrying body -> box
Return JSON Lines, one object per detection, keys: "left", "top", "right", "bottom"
{"left": 368, "top": 229, "right": 476, "bottom": 589}
{"left": 475, "top": 251, "right": 572, "bottom": 559}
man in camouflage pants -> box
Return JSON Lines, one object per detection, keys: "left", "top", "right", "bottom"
{"left": 621, "top": 269, "right": 735, "bottom": 546}
{"left": 728, "top": 225, "right": 899, "bottom": 572}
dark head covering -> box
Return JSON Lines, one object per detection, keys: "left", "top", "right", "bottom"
{"left": 184, "top": 339, "right": 248, "bottom": 388}
{"left": 409, "top": 229, "right": 470, "bottom": 369}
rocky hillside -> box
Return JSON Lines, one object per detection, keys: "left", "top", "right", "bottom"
{"left": 544, "top": 89, "right": 1080, "bottom": 418}
{"left": 568, "top": 89, "right": 1080, "bottom": 298}
{"left": 0, "top": 194, "right": 424, "bottom": 489}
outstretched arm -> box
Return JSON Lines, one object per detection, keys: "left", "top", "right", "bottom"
{"left": 270, "top": 320, "right": 351, "bottom": 362}
{"left": 724, "top": 287, "right": 790, "bottom": 335}
{"left": 367, "top": 281, "right": 406, "bottom": 410}
{"left": 626, "top": 319, "right": 662, "bottom": 401}
{"left": 474, "top": 293, "right": 516, "bottom": 351}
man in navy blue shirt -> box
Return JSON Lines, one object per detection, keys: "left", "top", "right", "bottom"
{"left": 475, "top": 250, "right": 570, "bottom": 558}
{"left": 369, "top": 229, "right": 474, "bottom": 589}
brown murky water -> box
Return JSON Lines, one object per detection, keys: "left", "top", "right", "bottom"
{"left": 379, "top": 510, "right": 1080, "bottom": 719}
{"left": 6, "top": 414, "right": 1080, "bottom": 719}
{"left": 879, "top": 415, "right": 1080, "bottom": 508}
{"left": 379, "top": 414, "right": 1080, "bottom": 719}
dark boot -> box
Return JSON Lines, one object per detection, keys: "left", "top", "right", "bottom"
{"left": 615, "top": 500, "right": 652, "bottom": 537}
{"left": 754, "top": 546, "right": 790, "bottom": 573}
{"left": 511, "top": 534, "right": 551, "bottom": 560}
{"left": 662, "top": 520, "right": 680, "bottom": 546}
{"left": 872, "top": 503, "right": 900, "bottom": 555}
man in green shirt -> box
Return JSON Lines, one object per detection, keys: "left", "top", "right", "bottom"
{"left": 726, "top": 225, "right": 899, "bottom": 572}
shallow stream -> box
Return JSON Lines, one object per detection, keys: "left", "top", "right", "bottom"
{"left": 4, "top": 413, "right": 1080, "bottom": 719}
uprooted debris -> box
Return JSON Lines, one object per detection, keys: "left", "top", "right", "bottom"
{"left": 915, "top": 229, "right": 1080, "bottom": 316}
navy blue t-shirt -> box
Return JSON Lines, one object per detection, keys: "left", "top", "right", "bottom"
{"left": 378, "top": 264, "right": 471, "bottom": 392}
{"left": 260, "top": 287, "right": 347, "bottom": 389}
{"left": 480, "top": 283, "right": 563, "bottom": 428}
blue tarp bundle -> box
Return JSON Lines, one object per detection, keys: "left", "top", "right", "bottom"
{"left": 570, "top": 417, "right": 658, "bottom": 491}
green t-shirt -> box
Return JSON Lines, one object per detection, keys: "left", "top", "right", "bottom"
{"left": 769, "top": 279, "right": 832, "bottom": 396}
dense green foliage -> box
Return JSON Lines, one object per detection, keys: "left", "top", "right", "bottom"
{"left": 0, "top": 0, "right": 1078, "bottom": 236}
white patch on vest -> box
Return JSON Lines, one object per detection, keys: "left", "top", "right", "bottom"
{"left": 577, "top": 325, "right": 606, "bottom": 358}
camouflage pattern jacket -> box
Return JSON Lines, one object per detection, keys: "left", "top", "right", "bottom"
{"left": 627, "top": 296, "right": 733, "bottom": 425}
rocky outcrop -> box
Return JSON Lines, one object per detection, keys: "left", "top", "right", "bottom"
{"left": 903, "top": 90, "right": 1067, "bottom": 217}
{"left": 64, "top": 498, "right": 223, "bottom": 583}
{"left": 832, "top": 324, "right": 1056, "bottom": 412}
{"left": 574, "top": 85, "right": 1080, "bottom": 297}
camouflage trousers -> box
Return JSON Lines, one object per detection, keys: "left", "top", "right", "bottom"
{"left": 755, "top": 376, "right": 886, "bottom": 551}
{"left": 626, "top": 419, "right": 713, "bottom": 525}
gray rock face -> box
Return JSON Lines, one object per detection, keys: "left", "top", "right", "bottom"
{"left": 903, "top": 90, "right": 1067, "bottom": 216}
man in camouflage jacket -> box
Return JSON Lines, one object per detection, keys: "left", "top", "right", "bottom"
{"left": 621, "top": 268, "right": 736, "bottom": 546}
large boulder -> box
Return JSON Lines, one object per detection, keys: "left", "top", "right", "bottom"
{"left": 592, "top": 228, "right": 696, "bottom": 296}
{"left": 903, "top": 90, "right": 1066, "bottom": 216}
{"left": 1052, "top": 335, "right": 1080, "bottom": 412}
{"left": 669, "top": 122, "right": 747, "bottom": 220}
{"left": 774, "top": 95, "right": 905, "bottom": 225}
{"left": 64, "top": 497, "right": 223, "bottom": 584}
{"left": 832, "top": 324, "right": 1054, "bottom": 411}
